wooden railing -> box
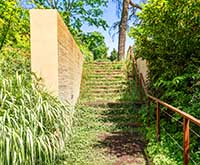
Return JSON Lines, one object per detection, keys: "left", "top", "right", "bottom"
{"left": 127, "top": 46, "right": 200, "bottom": 165}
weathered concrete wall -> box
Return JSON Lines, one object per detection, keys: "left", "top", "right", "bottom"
{"left": 30, "top": 9, "right": 83, "bottom": 105}
{"left": 136, "top": 58, "right": 148, "bottom": 82}
{"left": 57, "top": 12, "right": 83, "bottom": 104}
{"left": 127, "top": 46, "right": 148, "bottom": 82}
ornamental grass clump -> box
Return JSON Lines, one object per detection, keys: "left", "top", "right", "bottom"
{"left": 0, "top": 52, "right": 73, "bottom": 164}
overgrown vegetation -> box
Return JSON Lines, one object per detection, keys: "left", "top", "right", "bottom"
{"left": 0, "top": 1, "right": 75, "bottom": 164}
{"left": 0, "top": 51, "right": 74, "bottom": 164}
{"left": 130, "top": 0, "right": 200, "bottom": 116}
{"left": 64, "top": 105, "right": 116, "bottom": 164}
{"left": 138, "top": 105, "right": 200, "bottom": 165}
{"left": 80, "top": 31, "right": 108, "bottom": 60}
{"left": 129, "top": 0, "right": 200, "bottom": 163}
{"left": 0, "top": 0, "right": 30, "bottom": 53}
{"left": 109, "top": 48, "right": 118, "bottom": 61}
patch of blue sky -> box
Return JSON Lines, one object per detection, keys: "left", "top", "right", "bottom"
{"left": 21, "top": 0, "right": 142, "bottom": 55}
{"left": 20, "top": 0, "right": 35, "bottom": 9}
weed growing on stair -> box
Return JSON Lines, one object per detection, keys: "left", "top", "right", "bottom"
{"left": 64, "top": 102, "right": 148, "bottom": 164}
{"left": 64, "top": 105, "right": 116, "bottom": 164}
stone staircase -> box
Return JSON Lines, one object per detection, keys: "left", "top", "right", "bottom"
{"left": 78, "top": 61, "right": 149, "bottom": 164}
{"left": 79, "top": 61, "right": 137, "bottom": 103}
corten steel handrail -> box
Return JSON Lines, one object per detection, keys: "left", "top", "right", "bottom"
{"left": 129, "top": 49, "right": 200, "bottom": 165}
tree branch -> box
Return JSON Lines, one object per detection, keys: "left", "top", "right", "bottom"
{"left": 129, "top": 0, "right": 142, "bottom": 10}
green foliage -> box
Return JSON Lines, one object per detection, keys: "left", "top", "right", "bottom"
{"left": 0, "top": 50, "right": 73, "bottom": 164}
{"left": 138, "top": 106, "right": 181, "bottom": 165}
{"left": 79, "top": 44, "right": 94, "bottom": 62}
{"left": 64, "top": 105, "right": 114, "bottom": 164}
{"left": 138, "top": 103, "right": 200, "bottom": 164}
{"left": 0, "top": 48, "right": 30, "bottom": 77}
{"left": 32, "top": 0, "right": 108, "bottom": 31}
{"left": 0, "top": 0, "right": 30, "bottom": 53}
{"left": 109, "top": 48, "right": 118, "bottom": 61}
{"left": 81, "top": 31, "right": 108, "bottom": 60}
{"left": 129, "top": 0, "right": 200, "bottom": 115}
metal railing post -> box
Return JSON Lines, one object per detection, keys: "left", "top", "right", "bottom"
{"left": 132, "top": 59, "right": 135, "bottom": 81}
{"left": 183, "top": 118, "right": 190, "bottom": 165}
{"left": 148, "top": 98, "right": 151, "bottom": 127}
{"left": 135, "top": 63, "right": 139, "bottom": 90}
{"left": 139, "top": 75, "right": 143, "bottom": 101}
{"left": 156, "top": 102, "right": 161, "bottom": 142}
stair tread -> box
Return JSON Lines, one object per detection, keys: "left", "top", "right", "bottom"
{"left": 88, "top": 89, "right": 122, "bottom": 93}
{"left": 85, "top": 62, "right": 123, "bottom": 65}
{"left": 96, "top": 114, "right": 140, "bottom": 118}
{"left": 82, "top": 101, "right": 145, "bottom": 106}
{"left": 86, "top": 79, "right": 125, "bottom": 82}
{"left": 100, "top": 122, "right": 142, "bottom": 127}
{"left": 92, "top": 71, "right": 124, "bottom": 74}
{"left": 87, "top": 76, "right": 125, "bottom": 79}
{"left": 86, "top": 81, "right": 127, "bottom": 84}
{"left": 89, "top": 85, "right": 122, "bottom": 89}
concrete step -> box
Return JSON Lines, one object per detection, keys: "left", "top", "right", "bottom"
{"left": 85, "top": 64, "right": 123, "bottom": 68}
{"left": 97, "top": 106, "right": 140, "bottom": 113}
{"left": 88, "top": 85, "right": 123, "bottom": 89}
{"left": 99, "top": 122, "right": 142, "bottom": 127}
{"left": 88, "top": 89, "right": 122, "bottom": 93}
{"left": 85, "top": 81, "right": 123, "bottom": 84}
{"left": 99, "top": 117, "right": 141, "bottom": 124}
{"left": 82, "top": 101, "right": 145, "bottom": 107}
{"left": 97, "top": 114, "right": 140, "bottom": 120}
{"left": 79, "top": 96, "right": 122, "bottom": 103}
{"left": 80, "top": 87, "right": 124, "bottom": 93}
{"left": 83, "top": 93, "right": 122, "bottom": 98}
{"left": 85, "top": 62, "right": 123, "bottom": 65}
{"left": 87, "top": 74, "right": 125, "bottom": 79}
{"left": 85, "top": 78, "right": 125, "bottom": 82}
{"left": 85, "top": 81, "right": 128, "bottom": 86}
{"left": 85, "top": 67, "right": 123, "bottom": 71}
{"left": 92, "top": 70, "right": 125, "bottom": 75}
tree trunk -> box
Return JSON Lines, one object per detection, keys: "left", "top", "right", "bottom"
{"left": 118, "top": 0, "right": 129, "bottom": 60}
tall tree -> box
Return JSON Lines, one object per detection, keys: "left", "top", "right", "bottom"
{"left": 81, "top": 32, "right": 108, "bottom": 60}
{"left": 114, "top": 0, "right": 142, "bottom": 60}
{"left": 118, "top": 0, "right": 129, "bottom": 60}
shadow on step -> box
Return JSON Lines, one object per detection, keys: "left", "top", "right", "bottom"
{"left": 95, "top": 131, "right": 150, "bottom": 165}
{"left": 93, "top": 102, "right": 151, "bottom": 164}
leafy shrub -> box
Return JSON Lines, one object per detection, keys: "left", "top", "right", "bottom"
{"left": 109, "top": 48, "right": 118, "bottom": 61}
{"left": 0, "top": 1, "right": 30, "bottom": 52}
{"left": 130, "top": 1, "right": 200, "bottom": 162}
{"left": 0, "top": 51, "right": 73, "bottom": 164}
{"left": 129, "top": 0, "right": 200, "bottom": 116}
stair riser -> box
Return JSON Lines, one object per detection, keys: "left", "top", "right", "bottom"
{"left": 91, "top": 71, "right": 124, "bottom": 75}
